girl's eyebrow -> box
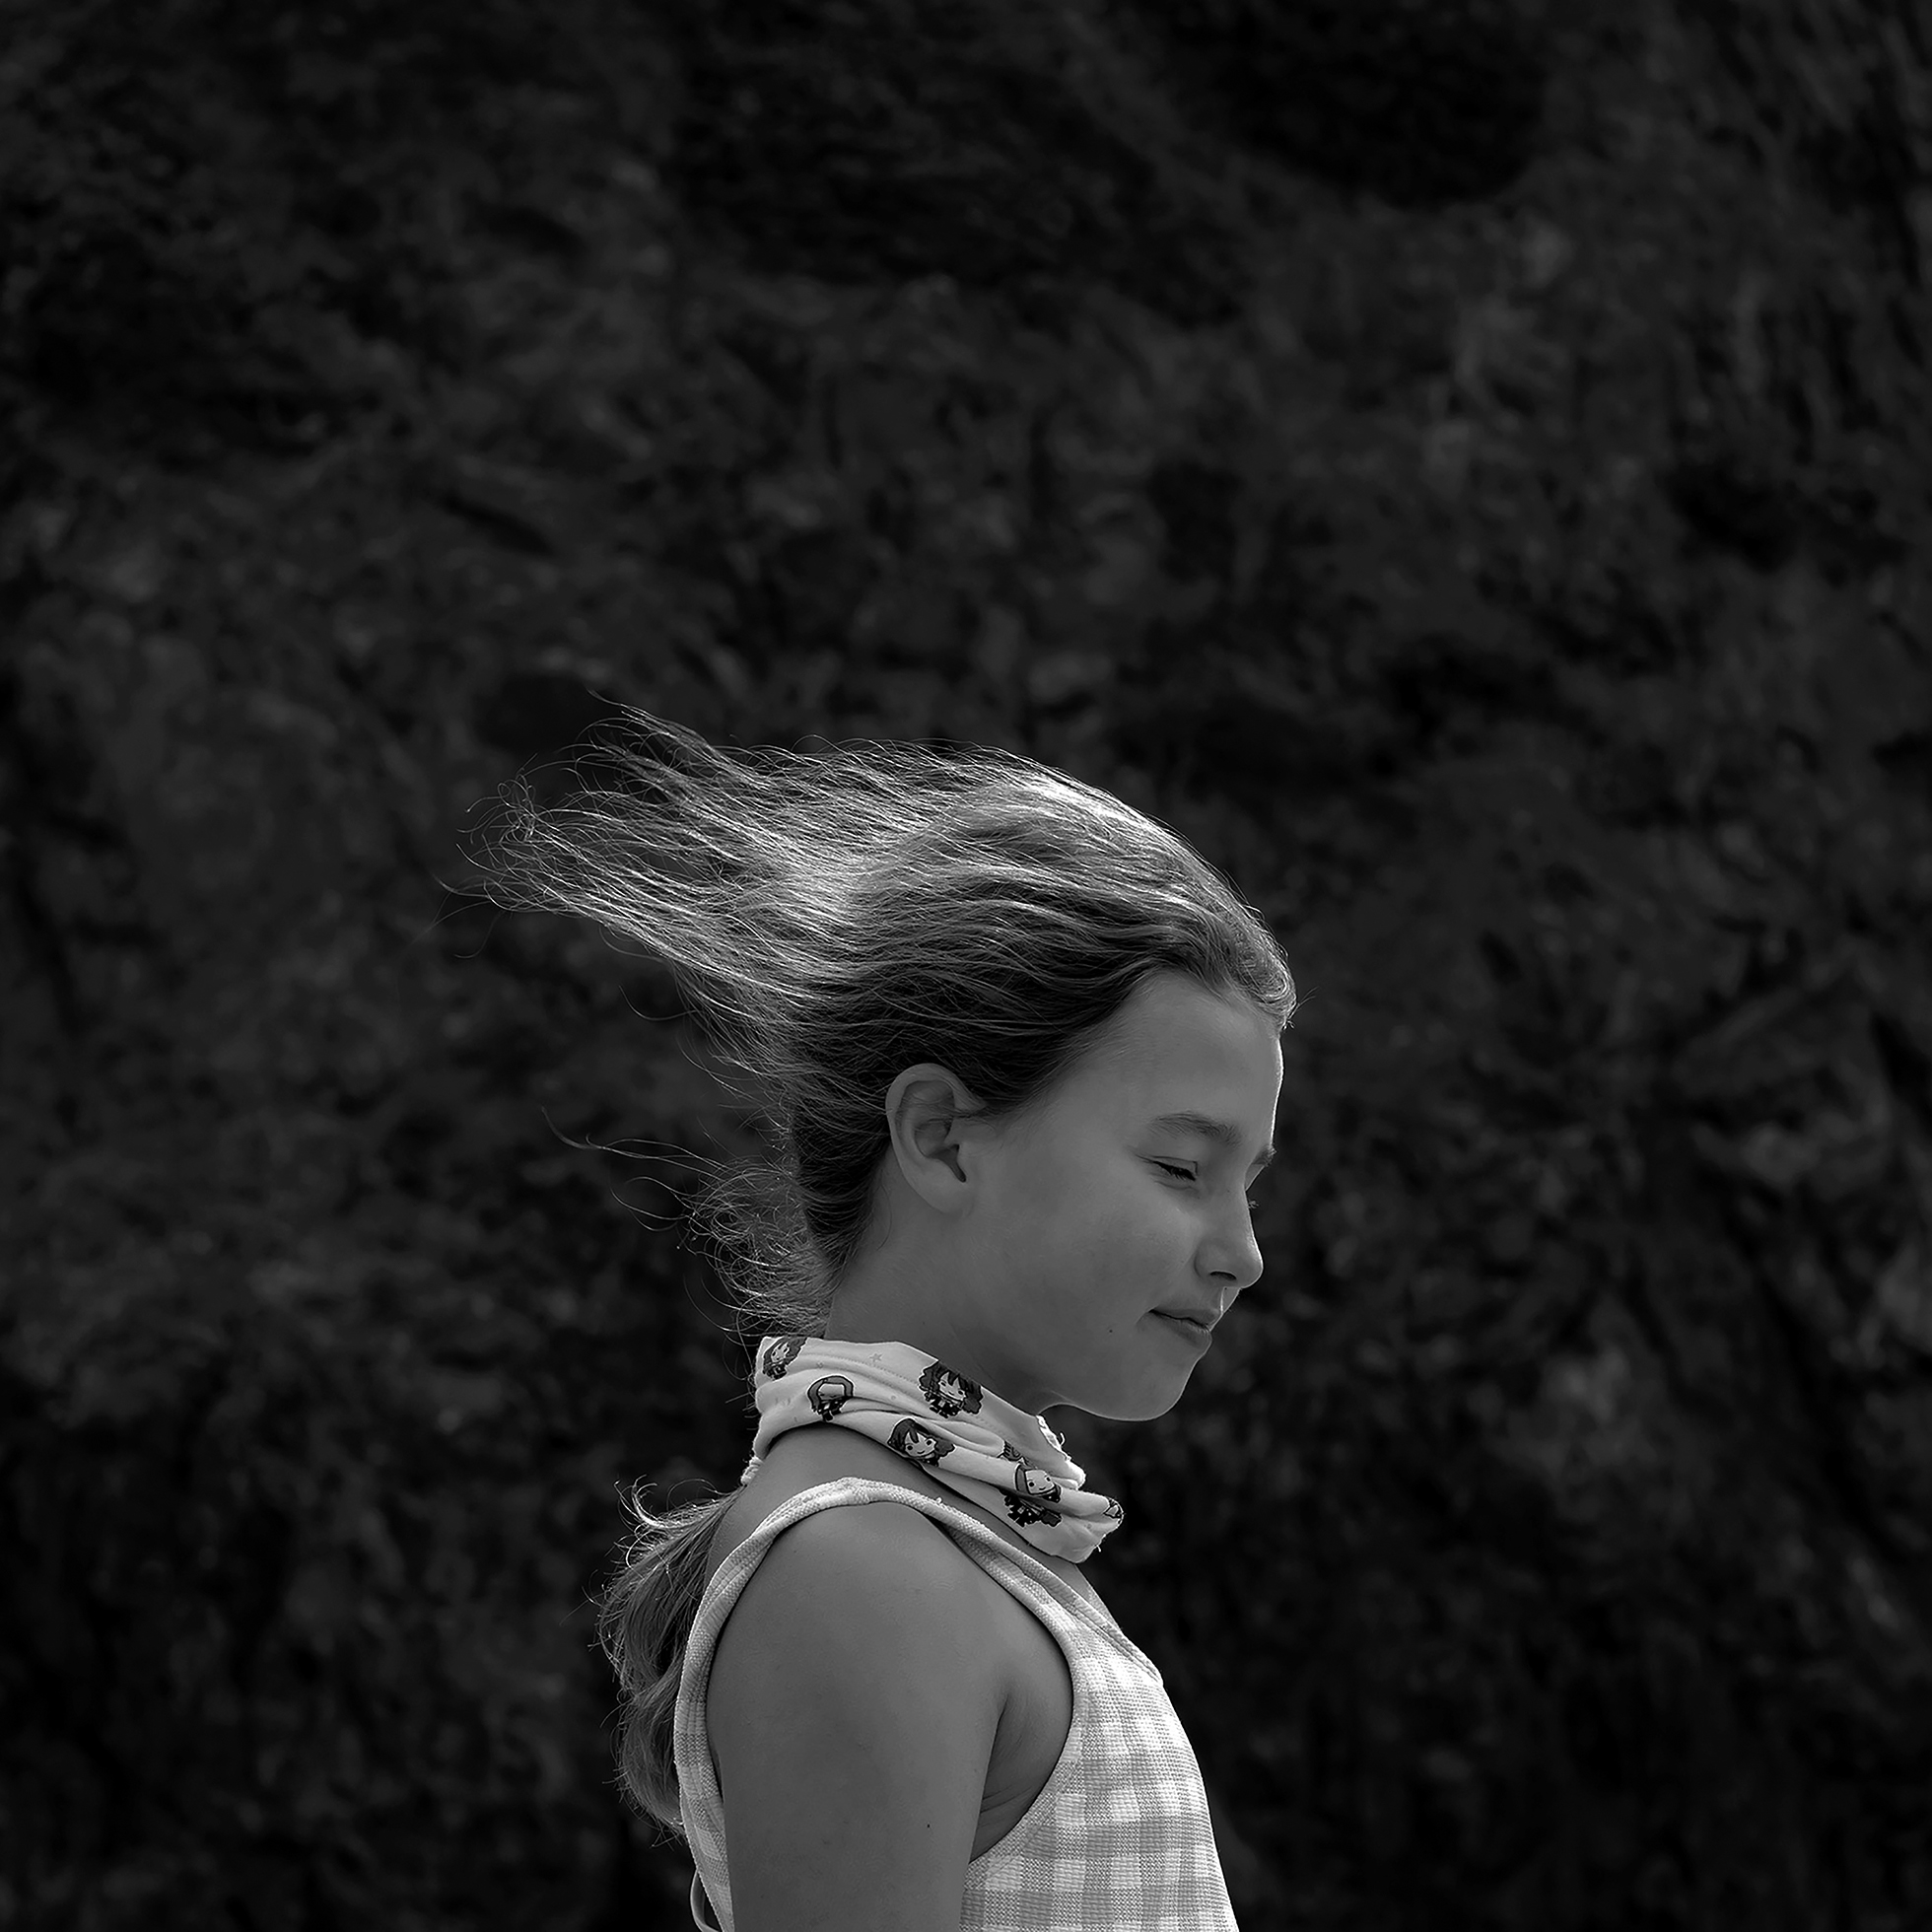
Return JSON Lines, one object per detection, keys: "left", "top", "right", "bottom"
{"left": 1148, "top": 1110, "right": 1276, "bottom": 1169}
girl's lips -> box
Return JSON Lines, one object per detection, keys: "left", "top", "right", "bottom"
{"left": 1153, "top": 1304, "right": 1220, "bottom": 1329}
{"left": 1152, "top": 1311, "right": 1214, "bottom": 1349}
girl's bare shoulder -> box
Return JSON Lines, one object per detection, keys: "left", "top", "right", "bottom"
{"left": 703, "top": 1446, "right": 1015, "bottom": 1932}
{"left": 704, "top": 1425, "right": 960, "bottom": 1591}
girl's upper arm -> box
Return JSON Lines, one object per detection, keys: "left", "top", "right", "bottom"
{"left": 707, "top": 1502, "right": 1007, "bottom": 1932}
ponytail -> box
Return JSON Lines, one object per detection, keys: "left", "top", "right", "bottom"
{"left": 472, "top": 712, "right": 1294, "bottom": 1832}
{"left": 596, "top": 1488, "right": 733, "bottom": 1833}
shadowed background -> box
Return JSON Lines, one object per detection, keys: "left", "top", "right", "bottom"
{"left": 4, "top": 0, "right": 1931, "bottom": 1926}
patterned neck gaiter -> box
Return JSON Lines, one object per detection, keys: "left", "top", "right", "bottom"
{"left": 740, "top": 1335, "right": 1126, "bottom": 1562}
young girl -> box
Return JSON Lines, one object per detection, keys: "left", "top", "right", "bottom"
{"left": 480, "top": 713, "right": 1293, "bottom": 1932}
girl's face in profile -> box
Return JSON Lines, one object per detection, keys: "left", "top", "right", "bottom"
{"left": 965, "top": 971, "right": 1282, "bottom": 1421}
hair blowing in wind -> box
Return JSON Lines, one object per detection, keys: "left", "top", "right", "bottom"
{"left": 469, "top": 711, "right": 1296, "bottom": 1831}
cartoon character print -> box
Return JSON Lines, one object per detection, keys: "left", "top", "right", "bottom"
{"left": 806, "top": 1374, "right": 855, "bottom": 1420}
{"left": 1010, "top": 1459, "right": 1063, "bottom": 1506}
{"left": 918, "top": 1361, "right": 983, "bottom": 1418}
{"left": 887, "top": 1417, "right": 956, "bottom": 1465}
{"left": 1006, "top": 1494, "right": 1064, "bottom": 1529}
{"left": 760, "top": 1336, "right": 806, "bottom": 1380}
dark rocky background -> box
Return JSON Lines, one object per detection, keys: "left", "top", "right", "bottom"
{"left": 4, "top": 0, "right": 1931, "bottom": 1926}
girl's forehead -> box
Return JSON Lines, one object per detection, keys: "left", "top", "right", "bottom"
{"left": 1066, "top": 978, "right": 1281, "bottom": 1120}
{"left": 1105, "top": 977, "right": 1279, "bottom": 1071}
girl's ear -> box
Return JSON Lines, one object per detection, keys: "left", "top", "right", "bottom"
{"left": 882, "top": 1063, "right": 984, "bottom": 1209}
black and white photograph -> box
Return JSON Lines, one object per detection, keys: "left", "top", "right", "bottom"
{"left": 4, "top": 2, "right": 1930, "bottom": 1927}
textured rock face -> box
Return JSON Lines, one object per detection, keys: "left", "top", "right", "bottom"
{"left": 666, "top": 0, "right": 1242, "bottom": 321}
{"left": 4, "top": 2, "right": 1932, "bottom": 1928}
{"left": 1132, "top": 0, "right": 1552, "bottom": 206}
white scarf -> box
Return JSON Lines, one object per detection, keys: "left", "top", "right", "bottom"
{"left": 740, "top": 1335, "right": 1125, "bottom": 1562}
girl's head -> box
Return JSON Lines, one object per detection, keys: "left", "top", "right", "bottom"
{"left": 478, "top": 712, "right": 1293, "bottom": 1410}
{"left": 478, "top": 711, "right": 1293, "bottom": 1832}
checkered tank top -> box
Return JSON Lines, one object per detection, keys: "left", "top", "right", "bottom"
{"left": 673, "top": 1477, "right": 1239, "bottom": 1931}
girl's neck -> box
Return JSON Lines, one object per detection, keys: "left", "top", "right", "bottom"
{"left": 824, "top": 1246, "right": 1050, "bottom": 1415}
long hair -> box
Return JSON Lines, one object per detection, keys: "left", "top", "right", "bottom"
{"left": 470, "top": 711, "right": 1295, "bottom": 1832}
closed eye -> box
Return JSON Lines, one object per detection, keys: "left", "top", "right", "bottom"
{"left": 1152, "top": 1161, "right": 1196, "bottom": 1181}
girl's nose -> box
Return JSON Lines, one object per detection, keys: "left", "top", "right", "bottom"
{"left": 1204, "top": 1204, "right": 1264, "bottom": 1291}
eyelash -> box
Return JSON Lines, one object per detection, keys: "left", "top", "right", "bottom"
{"left": 1153, "top": 1160, "right": 1261, "bottom": 1209}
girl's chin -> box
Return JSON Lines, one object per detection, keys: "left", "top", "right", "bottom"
{"left": 1051, "top": 1327, "right": 1208, "bottom": 1420}
{"left": 1101, "top": 1379, "right": 1194, "bottom": 1422}
{"left": 1078, "top": 1349, "right": 1200, "bottom": 1421}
